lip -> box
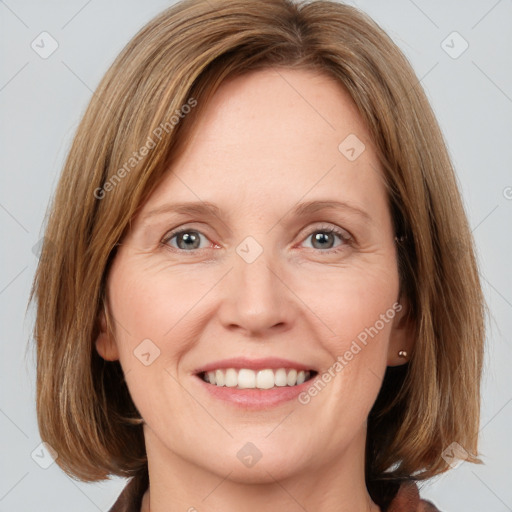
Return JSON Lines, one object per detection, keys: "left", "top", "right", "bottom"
{"left": 193, "top": 357, "right": 315, "bottom": 374}
{"left": 195, "top": 373, "right": 317, "bottom": 409}
{"left": 192, "top": 357, "right": 318, "bottom": 410}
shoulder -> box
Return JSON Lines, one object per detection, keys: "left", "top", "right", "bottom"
{"left": 386, "top": 480, "right": 441, "bottom": 512}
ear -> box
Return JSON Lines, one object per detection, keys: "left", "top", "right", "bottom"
{"left": 95, "top": 307, "right": 120, "bottom": 361}
{"left": 387, "top": 299, "right": 415, "bottom": 367}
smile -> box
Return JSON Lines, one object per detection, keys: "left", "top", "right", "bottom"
{"left": 200, "top": 368, "right": 317, "bottom": 389}
{"left": 193, "top": 357, "right": 319, "bottom": 408}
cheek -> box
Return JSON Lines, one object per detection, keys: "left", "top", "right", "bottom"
{"left": 295, "top": 258, "right": 400, "bottom": 347}
{"left": 105, "top": 260, "right": 201, "bottom": 426}
{"left": 293, "top": 259, "right": 399, "bottom": 408}
{"left": 106, "top": 257, "right": 215, "bottom": 366}
{"left": 107, "top": 244, "right": 399, "bottom": 370}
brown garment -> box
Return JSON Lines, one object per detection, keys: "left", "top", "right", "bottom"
{"left": 109, "top": 474, "right": 440, "bottom": 512}
{"left": 386, "top": 481, "right": 440, "bottom": 512}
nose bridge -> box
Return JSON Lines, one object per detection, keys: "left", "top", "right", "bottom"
{"left": 221, "top": 238, "right": 294, "bottom": 334}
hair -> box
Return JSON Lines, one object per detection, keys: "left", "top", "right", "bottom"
{"left": 29, "top": 0, "right": 485, "bottom": 507}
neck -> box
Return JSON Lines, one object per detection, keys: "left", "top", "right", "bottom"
{"left": 141, "top": 426, "right": 380, "bottom": 512}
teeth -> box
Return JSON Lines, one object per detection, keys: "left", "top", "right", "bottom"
{"left": 287, "top": 369, "right": 297, "bottom": 386}
{"left": 256, "top": 369, "right": 274, "bottom": 389}
{"left": 201, "top": 368, "right": 312, "bottom": 389}
{"left": 215, "top": 369, "right": 225, "bottom": 386}
{"left": 274, "top": 368, "right": 287, "bottom": 387}
{"left": 225, "top": 368, "right": 238, "bottom": 387}
{"left": 238, "top": 369, "right": 256, "bottom": 389}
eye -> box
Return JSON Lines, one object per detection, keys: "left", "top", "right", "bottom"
{"left": 162, "top": 228, "right": 212, "bottom": 251}
{"left": 161, "top": 224, "right": 352, "bottom": 254}
{"left": 300, "top": 225, "right": 351, "bottom": 253}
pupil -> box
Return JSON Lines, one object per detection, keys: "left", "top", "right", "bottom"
{"left": 313, "top": 232, "right": 334, "bottom": 249}
{"left": 179, "top": 232, "right": 199, "bottom": 249}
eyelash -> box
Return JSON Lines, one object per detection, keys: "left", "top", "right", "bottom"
{"left": 160, "top": 223, "right": 353, "bottom": 255}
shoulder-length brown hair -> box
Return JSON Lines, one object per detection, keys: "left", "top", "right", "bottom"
{"left": 29, "top": 0, "right": 485, "bottom": 505}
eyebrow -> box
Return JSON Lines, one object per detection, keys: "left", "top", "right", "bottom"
{"left": 141, "top": 199, "right": 371, "bottom": 224}
{"left": 142, "top": 201, "right": 222, "bottom": 223}
{"left": 291, "top": 200, "right": 371, "bottom": 223}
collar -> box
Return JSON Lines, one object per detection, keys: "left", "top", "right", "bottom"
{"left": 109, "top": 474, "right": 439, "bottom": 512}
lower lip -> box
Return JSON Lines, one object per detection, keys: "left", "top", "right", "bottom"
{"left": 195, "top": 374, "right": 317, "bottom": 409}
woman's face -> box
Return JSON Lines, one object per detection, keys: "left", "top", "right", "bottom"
{"left": 97, "top": 68, "right": 410, "bottom": 484}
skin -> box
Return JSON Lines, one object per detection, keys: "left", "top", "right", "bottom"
{"left": 96, "top": 68, "right": 413, "bottom": 512}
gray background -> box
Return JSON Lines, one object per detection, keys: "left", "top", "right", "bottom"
{"left": 1, "top": 1, "right": 511, "bottom": 511}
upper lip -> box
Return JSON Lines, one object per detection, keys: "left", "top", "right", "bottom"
{"left": 194, "top": 357, "right": 315, "bottom": 374}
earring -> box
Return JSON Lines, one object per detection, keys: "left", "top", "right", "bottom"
{"left": 398, "top": 350, "right": 408, "bottom": 358}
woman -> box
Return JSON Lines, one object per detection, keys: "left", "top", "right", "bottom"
{"left": 30, "top": 0, "right": 485, "bottom": 511}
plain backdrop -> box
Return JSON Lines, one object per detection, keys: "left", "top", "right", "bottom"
{"left": 1, "top": 1, "right": 511, "bottom": 511}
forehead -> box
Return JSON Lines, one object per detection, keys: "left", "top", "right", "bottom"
{"left": 188, "top": 67, "right": 370, "bottom": 160}
{"left": 135, "top": 67, "right": 387, "bottom": 225}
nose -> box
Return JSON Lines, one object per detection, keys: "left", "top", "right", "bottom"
{"left": 217, "top": 247, "right": 296, "bottom": 337}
